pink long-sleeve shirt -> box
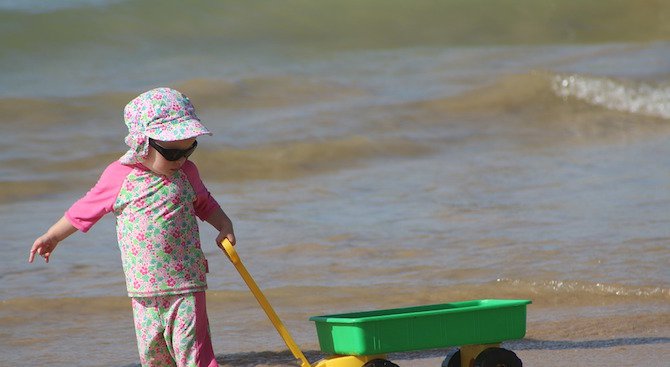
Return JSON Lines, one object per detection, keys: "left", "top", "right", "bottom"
{"left": 66, "top": 160, "right": 220, "bottom": 297}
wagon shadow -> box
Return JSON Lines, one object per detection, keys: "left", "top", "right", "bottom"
{"left": 506, "top": 337, "right": 670, "bottom": 351}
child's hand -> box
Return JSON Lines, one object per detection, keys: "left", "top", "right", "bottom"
{"left": 29, "top": 234, "right": 60, "bottom": 263}
{"left": 28, "top": 216, "right": 78, "bottom": 263}
{"left": 216, "top": 231, "right": 236, "bottom": 247}
{"left": 206, "top": 208, "right": 236, "bottom": 248}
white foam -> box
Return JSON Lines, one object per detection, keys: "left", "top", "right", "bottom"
{"left": 552, "top": 74, "right": 670, "bottom": 119}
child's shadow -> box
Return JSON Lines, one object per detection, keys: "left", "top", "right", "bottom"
{"left": 215, "top": 350, "right": 325, "bottom": 367}
{"left": 119, "top": 350, "right": 325, "bottom": 367}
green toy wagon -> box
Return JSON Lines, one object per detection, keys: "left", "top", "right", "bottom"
{"left": 221, "top": 239, "right": 531, "bottom": 367}
{"left": 310, "top": 299, "right": 531, "bottom": 366}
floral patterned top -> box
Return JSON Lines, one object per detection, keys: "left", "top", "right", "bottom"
{"left": 65, "top": 160, "right": 220, "bottom": 297}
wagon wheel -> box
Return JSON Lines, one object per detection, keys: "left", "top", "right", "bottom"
{"left": 362, "top": 358, "right": 400, "bottom": 367}
{"left": 442, "top": 349, "right": 461, "bottom": 367}
{"left": 473, "top": 347, "right": 522, "bottom": 367}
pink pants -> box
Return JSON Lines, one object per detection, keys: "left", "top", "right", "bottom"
{"left": 131, "top": 292, "right": 218, "bottom": 367}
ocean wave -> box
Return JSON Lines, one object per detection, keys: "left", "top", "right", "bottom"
{"left": 419, "top": 71, "right": 670, "bottom": 120}
{"left": 2, "top": 76, "right": 364, "bottom": 125}
{"left": 495, "top": 278, "right": 669, "bottom": 299}
{"left": 0, "top": 179, "right": 72, "bottom": 203}
{"left": 0, "top": 295, "right": 129, "bottom": 313}
{"left": 194, "top": 136, "right": 435, "bottom": 182}
{"left": 3, "top": 280, "right": 666, "bottom": 316}
{"left": 176, "top": 77, "right": 368, "bottom": 110}
{"left": 413, "top": 71, "right": 670, "bottom": 145}
{"left": 551, "top": 74, "right": 670, "bottom": 119}
{"left": 0, "top": 134, "right": 434, "bottom": 203}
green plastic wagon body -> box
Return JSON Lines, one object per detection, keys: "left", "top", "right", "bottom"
{"left": 309, "top": 299, "right": 531, "bottom": 356}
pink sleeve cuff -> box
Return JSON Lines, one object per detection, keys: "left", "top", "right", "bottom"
{"left": 64, "top": 210, "right": 92, "bottom": 233}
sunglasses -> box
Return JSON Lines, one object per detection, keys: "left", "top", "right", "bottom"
{"left": 149, "top": 139, "right": 198, "bottom": 161}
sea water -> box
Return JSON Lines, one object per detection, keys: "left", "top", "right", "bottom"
{"left": 1, "top": 1, "right": 668, "bottom": 366}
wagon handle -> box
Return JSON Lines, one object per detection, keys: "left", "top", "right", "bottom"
{"left": 220, "top": 239, "right": 312, "bottom": 367}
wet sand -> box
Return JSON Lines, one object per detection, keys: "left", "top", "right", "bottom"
{"left": 215, "top": 340, "right": 669, "bottom": 367}
{"left": 214, "top": 343, "right": 669, "bottom": 367}
{"left": 393, "top": 343, "right": 669, "bottom": 367}
{"left": 212, "top": 313, "right": 670, "bottom": 367}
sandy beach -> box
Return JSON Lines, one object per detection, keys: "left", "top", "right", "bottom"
{"left": 393, "top": 344, "right": 669, "bottom": 367}
{"left": 213, "top": 315, "right": 670, "bottom": 366}
{"left": 214, "top": 344, "right": 670, "bottom": 367}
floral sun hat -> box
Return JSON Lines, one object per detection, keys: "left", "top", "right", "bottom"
{"left": 120, "top": 87, "right": 212, "bottom": 164}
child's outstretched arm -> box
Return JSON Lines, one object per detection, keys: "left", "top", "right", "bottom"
{"left": 206, "top": 208, "right": 236, "bottom": 248}
{"left": 29, "top": 216, "right": 78, "bottom": 263}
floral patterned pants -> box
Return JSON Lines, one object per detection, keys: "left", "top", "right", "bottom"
{"left": 131, "top": 292, "right": 218, "bottom": 367}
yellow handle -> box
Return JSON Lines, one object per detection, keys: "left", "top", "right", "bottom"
{"left": 220, "top": 239, "right": 312, "bottom": 367}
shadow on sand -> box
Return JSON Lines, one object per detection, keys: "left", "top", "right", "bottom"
{"left": 119, "top": 337, "right": 669, "bottom": 366}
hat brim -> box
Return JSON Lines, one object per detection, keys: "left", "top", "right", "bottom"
{"left": 143, "top": 117, "right": 212, "bottom": 141}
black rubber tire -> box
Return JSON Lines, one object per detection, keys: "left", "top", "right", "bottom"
{"left": 473, "top": 347, "right": 522, "bottom": 367}
{"left": 362, "top": 358, "right": 400, "bottom": 367}
{"left": 442, "top": 349, "right": 461, "bottom": 367}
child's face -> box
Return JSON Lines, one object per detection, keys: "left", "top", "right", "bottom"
{"left": 142, "top": 138, "right": 197, "bottom": 176}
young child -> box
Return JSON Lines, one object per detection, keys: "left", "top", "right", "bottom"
{"left": 28, "top": 87, "right": 234, "bottom": 367}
